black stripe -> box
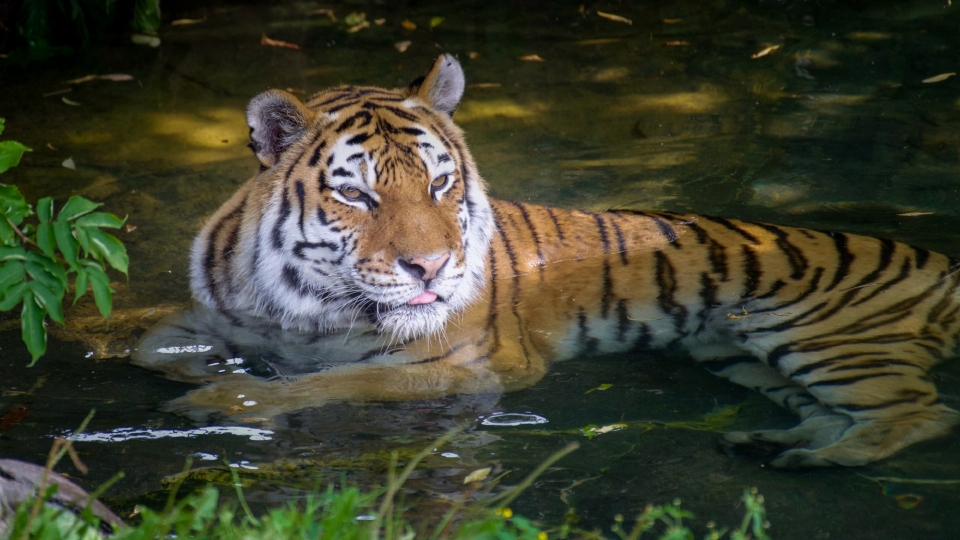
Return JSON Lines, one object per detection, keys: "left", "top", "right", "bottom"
{"left": 811, "top": 372, "right": 903, "bottom": 390}
{"left": 593, "top": 213, "right": 611, "bottom": 254}
{"left": 331, "top": 167, "right": 353, "bottom": 177}
{"left": 686, "top": 221, "right": 729, "bottom": 281}
{"left": 295, "top": 180, "right": 307, "bottom": 236}
{"left": 363, "top": 103, "right": 419, "bottom": 122}
{"left": 307, "top": 140, "right": 327, "bottom": 167}
{"left": 741, "top": 245, "right": 761, "bottom": 298}
{"left": 282, "top": 264, "right": 305, "bottom": 295}
{"left": 850, "top": 257, "right": 912, "bottom": 307}
{"left": 609, "top": 216, "right": 629, "bottom": 265}
{"left": 654, "top": 251, "right": 688, "bottom": 329}
{"left": 272, "top": 186, "right": 292, "bottom": 249}
{"left": 835, "top": 390, "right": 932, "bottom": 412}
{"left": 913, "top": 246, "right": 930, "bottom": 270}
{"left": 401, "top": 127, "right": 425, "bottom": 136}
{"left": 823, "top": 232, "right": 854, "bottom": 292}
{"left": 546, "top": 207, "right": 565, "bottom": 241}
{"left": 768, "top": 267, "right": 824, "bottom": 310}
{"left": 334, "top": 111, "right": 373, "bottom": 133}
{"left": 293, "top": 240, "right": 340, "bottom": 259}
{"left": 754, "top": 223, "right": 808, "bottom": 280}
{"left": 601, "top": 260, "right": 614, "bottom": 318}
{"left": 578, "top": 307, "right": 599, "bottom": 355}
{"left": 789, "top": 352, "right": 891, "bottom": 378}
{"left": 510, "top": 202, "right": 545, "bottom": 266}
{"left": 616, "top": 299, "right": 631, "bottom": 342}
{"left": 651, "top": 216, "right": 679, "bottom": 246}
{"left": 203, "top": 202, "right": 245, "bottom": 307}
{"left": 702, "top": 215, "right": 760, "bottom": 244}
{"left": 347, "top": 133, "right": 371, "bottom": 145}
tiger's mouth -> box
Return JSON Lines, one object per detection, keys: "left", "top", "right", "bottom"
{"left": 362, "top": 294, "right": 450, "bottom": 340}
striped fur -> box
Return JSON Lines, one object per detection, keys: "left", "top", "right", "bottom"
{"left": 181, "top": 55, "right": 960, "bottom": 467}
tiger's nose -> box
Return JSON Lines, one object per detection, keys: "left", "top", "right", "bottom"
{"left": 398, "top": 252, "right": 451, "bottom": 282}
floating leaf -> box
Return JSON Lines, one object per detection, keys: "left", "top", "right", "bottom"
{"left": 593, "top": 423, "right": 627, "bottom": 435}
{"left": 0, "top": 406, "right": 28, "bottom": 431}
{"left": 463, "top": 467, "right": 491, "bottom": 483}
{"left": 374, "top": 18, "right": 385, "bottom": 25}
{"left": 401, "top": 20, "right": 416, "bottom": 31}
{"left": 580, "top": 424, "right": 599, "bottom": 439}
{"left": 261, "top": 34, "right": 300, "bottom": 50}
{"left": 344, "top": 12, "right": 366, "bottom": 25}
{"left": 170, "top": 18, "right": 206, "bottom": 26}
{"left": 395, "top": 40, "right": 412, "bottom": 53}
{"left": 520, "top": 54, "right": 545, "bottom": 61}
{"left": 596, "top": 11, "right": 632, "bottom": 25}
{"left": 897, "top": 211, "right": 935, "bottom": 217}
{"left": 65, "top": 74, "right": 97, "bottom": 84}
{"left": 346, "top": 21, "right": 370, "bottom": 33}
{"left": 99, "top": 74, "right": 134, "bottom": 82}
{"left": 665, "top": 40, "right": 689, "bottom": 46}
{"left": 751, "top": 45, "right": 780, "bottom": 59}
{"left": 895, "top": 494, "right": 922, "bottom": 510}
{"left": 62, "top": 157, "right": 76, "bottom": 169}
{"left": 0, "top": 140, "right": 32, "bottom": 174}
{"left": 468, "top": 51, "right": 481, "bottom": 60}
{"left": 21, "top": 289, "right": 47, "bottom": 364}
{"left": 131, "top": 34, "right": 161, "bottom": 47}
{"left": 663, "top": 18, "right": 682, "bottom": 23}
{"left": 61, "top": 96, "right": 81, "bottom": 106}
{"left": 585, "top": 383, "right": 613, "bottom": 394}
{"left": 468, "top": 83, "right": 501, "bottom": 88}
{"left": 921, "top": 72, "right": 955, "bottom": 83}
{"left": 430, "top": 16, "right": 444, "bottom": 29}
{"left": 308, "top": 9, "right": 336, "bottom": 22}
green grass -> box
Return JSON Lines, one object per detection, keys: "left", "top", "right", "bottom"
{"left": 3, "top": 421, "right": 771, "bottom": 540}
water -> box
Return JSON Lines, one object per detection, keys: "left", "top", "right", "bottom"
{"left": 2, "top": 0, "right": 960, "bottom": 537}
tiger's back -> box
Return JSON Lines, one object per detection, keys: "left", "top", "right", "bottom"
{"left": 170, "top": 54, "right": 960, "bottom": 467}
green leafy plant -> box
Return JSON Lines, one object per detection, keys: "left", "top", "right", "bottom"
{"left": 6, "top": 426, "right": 774, "bottom": 540}
{"left": 0, "top": 119, "right": 128, "bottom": 365}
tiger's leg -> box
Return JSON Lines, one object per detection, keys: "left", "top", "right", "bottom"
{"left": 768, "top": 351, "right": 960, "bottom": 468}
{"left": 697, "top": 354, "right": 854, "bottom": 457}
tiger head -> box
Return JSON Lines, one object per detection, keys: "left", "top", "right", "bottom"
{"left": 199, "top": 55, "right": 494, "bottom": 340}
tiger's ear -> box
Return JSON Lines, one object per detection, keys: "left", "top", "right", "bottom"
{"left": 247, "top": 90, "right": 315, "bottom": 168}
{"left": 409, "top": 54, "right": 465, "bottom": 117}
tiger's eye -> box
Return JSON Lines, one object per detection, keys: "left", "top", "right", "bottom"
{"left": 341, "top": 186, "right": 362, "bottom": 199}
{"left": 431, "top": 175, "right": 449, "bottom": 188}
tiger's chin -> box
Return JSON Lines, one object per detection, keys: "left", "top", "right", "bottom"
{"left": 374, "top": 301, "right": 451, "bottom": 342}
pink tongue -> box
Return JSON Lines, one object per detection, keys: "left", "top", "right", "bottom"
{"left": 407, "top": 291, "right": 438, "bottom": 305}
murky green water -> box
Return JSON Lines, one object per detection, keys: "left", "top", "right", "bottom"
{"left": 2, "top": 0, "right": 960, "bottom": 537}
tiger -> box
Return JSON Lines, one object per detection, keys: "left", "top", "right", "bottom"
{"left": 166, "top": 54, "right": 960, "bottom": 468}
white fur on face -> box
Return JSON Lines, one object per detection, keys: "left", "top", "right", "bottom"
{"left": 243, "top": 129, "right": 494, "bottom": 340}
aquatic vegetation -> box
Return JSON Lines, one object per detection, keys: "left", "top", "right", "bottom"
{"left": 3, "top": 429, "right": 773, "bottom": 540}
{"left": 0, "top": 119, "right": 129, "bottom": 364}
